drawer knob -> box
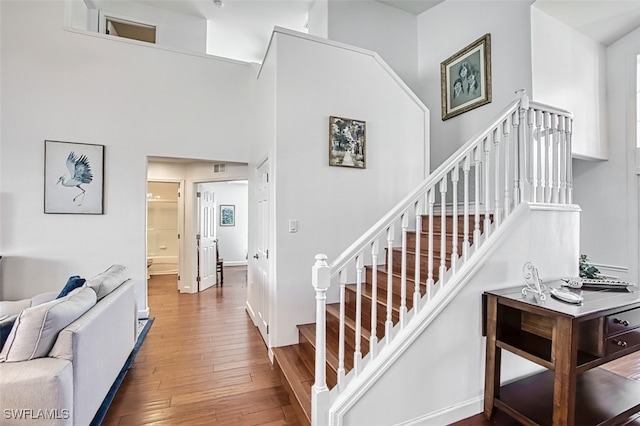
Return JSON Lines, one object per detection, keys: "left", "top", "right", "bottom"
{"left": 613, "top": 318, "right": 630, "bottom": 327}
{"left": 612, "top": 339, "right": 628, "bottom": 348}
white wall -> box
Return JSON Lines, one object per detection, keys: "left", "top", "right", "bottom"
{"left": 572, "top": 26, "right": 640, "bottom": 284}
{"left": 70, "top": 0, "right": 208, "bottom": 54}
{"left": 326, "top": 0, "right": 419, "bottom": 94}
{"left": 0, "top": 1, "right": 252, "bottom": 300}
{"left": 341, "top": 205, "right": 580, "bottom": 425}
{"left": 531, "top": 7, "right": 608, "bottom": 160}
{"left": 418, "top": 0, "right": 533, "bottom": 169}
{"left": 254, "top": 29, "right": 429, "bottom": 347}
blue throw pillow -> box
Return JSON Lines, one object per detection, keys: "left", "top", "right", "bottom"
{"left": 57, "top": 276, "right": 86, "bottom": 299}
{"left": 0, "top": 318, "right": 16, "bottom": 350}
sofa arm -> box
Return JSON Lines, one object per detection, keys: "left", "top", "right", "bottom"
{"left": 0, "top": 357, "right": 73, "bottom": 425}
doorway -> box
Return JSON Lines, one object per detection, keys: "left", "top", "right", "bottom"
{"left": 146, "top": 181, "right": 183, "bottom": 285}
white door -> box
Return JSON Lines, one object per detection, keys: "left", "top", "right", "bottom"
{"left": 196, "top": 185, "right": 217, "bottom": 291}
{"left": 254, "top": 160, "right": 270, "bottom": 342}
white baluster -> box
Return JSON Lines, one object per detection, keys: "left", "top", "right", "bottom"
{"left": 413, "top": 200, "right": 423, "bottom": 311}
{"left": 534, "top": 109, "right": 543, "bottom": 203}
{"left": 493, "top": 127, "right": 502, "bottom": 227}
{"left": 451, "top": 165, "right": 459, "bottom": 273}
{"left": 370, "top": 240, "right": 379, "bottom": 359}
{"left": 439, "top": 178, "right": 447, "bottom": 286}
{"left": 565, "top": 116, "right": 573, "bottom": 204}
{"left": 550, "top": 114, "right": 559, "bottom": 204}
{"left": 512, "top": 110, "right": 521, "bottom": 205}
{"left": 558, "top": 117, "right": 567, "bottom": 204}
{"left": 426, "top": 189, "right": 435, "bottom": 300}
{"left": 354, "top": 255, "right": 363, "bottom": 375}
{"left": 400, "top": 214, "right": 408, "bottom": 327}
{"left": 543, "top": 111, "right": 552, "bottom": 203}
{"left": 463, "top": 156, "right": 471, "bottom": 261}
{"left": 385, "top": 226, "right": 394, "bottom": 338}
{"left": 337, "top": 269, "right": 346, "bottom": 389}
{"left": 483, "top": 136, "right": 492, "bottom": 240}
{"left": 474, "top": 147, "right": 482, "bottom": 250}
{"left": 312, "top": 254, "right": 330, "bottom": 426}
{"left": 516, "top": 89, "right": 529, "bottom": 203}
{"left": 503, "top": 117, "right": 511, "bottom": 217}
{"left": 527, "top": 107, "right": 536, "bottom": 202}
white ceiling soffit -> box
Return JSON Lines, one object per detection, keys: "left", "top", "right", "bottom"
{"left": 533, "top": 0, "right": 640, "bottom": 46}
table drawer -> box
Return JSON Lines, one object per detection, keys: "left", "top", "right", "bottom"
{"left": 606, "top": 307, "right": 640, "bottom": 337}
{"left": 605, "top": 328, "right": 640, "bottom": 356}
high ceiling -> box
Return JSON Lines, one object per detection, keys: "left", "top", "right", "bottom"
{"left": 133, "top": 0, "right": 640, "bottom": 63}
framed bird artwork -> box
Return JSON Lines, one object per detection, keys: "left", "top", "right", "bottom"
{"left": 44, "top": 140, "right": 104, "bottom": 214}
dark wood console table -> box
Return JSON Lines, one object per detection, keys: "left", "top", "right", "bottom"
{"left": 483, "top": 282, "right": 640, "bottom": 425}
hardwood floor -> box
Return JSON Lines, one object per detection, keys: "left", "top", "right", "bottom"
{"left": 100, "top": 267, "right": 640, "bottom": 425}
{"left": 101, "top": 267, "right": 302, "bottom": 426}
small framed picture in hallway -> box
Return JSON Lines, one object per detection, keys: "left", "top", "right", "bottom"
{"left": 441, "top": 33, "right": 492, "bottom": 121}
{"left": 220, "top": 204, "right": 235, "bottom": 226}
{"left": 329, "top": 116, "right": 366, "bottom": 169}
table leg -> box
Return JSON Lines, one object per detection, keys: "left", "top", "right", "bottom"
{"left": 552, "top": 316, "right": 578, "bottom": 426}
{"left": 484, "top": 295, "right": 501, "bottom": 419}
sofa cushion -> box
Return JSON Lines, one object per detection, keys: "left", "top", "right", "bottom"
{"left": 0, "top": 299, "right": 31, "bottom": 322}
{"left": 0, "top": 287, "right": 97, "bottom": 362}
{"left": 57, "top": 275, "right": 86, "bottom": 299}
{"left": 86, "top": 265, "right": 127, "bottom": 300}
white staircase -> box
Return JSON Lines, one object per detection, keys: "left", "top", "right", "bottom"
{"left": 308, "top": 90, "right": 575, "bottom": 425}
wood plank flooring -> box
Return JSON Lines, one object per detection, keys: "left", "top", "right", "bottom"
{"left": 101, "top": 267, "right": 302, "bottom": 426}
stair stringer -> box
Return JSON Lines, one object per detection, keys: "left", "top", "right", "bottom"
{"left": 327, "top": 202, "right": 581, "bottom": 426}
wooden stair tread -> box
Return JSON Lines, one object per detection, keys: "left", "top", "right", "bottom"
{"left": 298, "top": 323, "right": 343, "bottom": 373}
{"left": 273, "top": 345, "right": 313, "bottom": 424}
{"left": 326, "top": 304, "right": 372, "bottom": 342}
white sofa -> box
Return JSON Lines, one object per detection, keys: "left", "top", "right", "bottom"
{"left": 0, "top": 269, "right": 137, "bottom": 426}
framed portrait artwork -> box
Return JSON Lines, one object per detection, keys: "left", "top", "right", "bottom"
{"left": 220, "top": 204, "right": 235, "bottom": 226}
{"left": 44, "top": 140, "right": 105, "bottom": 214}
{"left": 441, "top": 34, "right": 492, "bottom": 121}
{"left": 329, "top": 116, "right": 366, "bottom": 169}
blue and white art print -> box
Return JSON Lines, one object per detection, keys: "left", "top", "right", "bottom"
{"left": 44, "top": 140, "right": 104, "bottom": 214}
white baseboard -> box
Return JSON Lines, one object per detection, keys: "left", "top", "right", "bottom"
{"left": 395, "top": 396, "right": 483, "bottom": 426}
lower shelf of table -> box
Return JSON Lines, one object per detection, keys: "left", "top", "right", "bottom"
{"left": 494, "top": 368, "right": 640, "bottom": 426}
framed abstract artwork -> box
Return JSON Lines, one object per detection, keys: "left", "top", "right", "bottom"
{"left": 220, "top": 204, "right": 235, "bottom": 226}
{"left": 44, "top": 140, "right": 104, "bottom": 214}
{"left": 441, "top": 34, "right": 492, "bottom": 120}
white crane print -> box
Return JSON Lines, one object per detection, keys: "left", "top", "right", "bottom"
{"left": 57, "top": 151, "right": 93, "bottom": 205}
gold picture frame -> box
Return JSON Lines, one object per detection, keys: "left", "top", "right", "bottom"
{"left": 441, "top": 34, "right": 492, "bottom": 121}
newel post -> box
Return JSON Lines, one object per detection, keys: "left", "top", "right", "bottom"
{"left": 312, "top": 254, "right": 330, "bottom": 426}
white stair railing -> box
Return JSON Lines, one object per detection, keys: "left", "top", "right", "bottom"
{"left": 311, "top": 90, "right": 573, "bottom": 424}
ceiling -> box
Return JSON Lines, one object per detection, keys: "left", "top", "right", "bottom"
{"left": 135, "top": 0, "right": 640, "bottom": 62}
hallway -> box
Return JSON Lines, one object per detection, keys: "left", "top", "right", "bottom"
{"left": 102, "top": 267, "right": 301, "bottom": 425}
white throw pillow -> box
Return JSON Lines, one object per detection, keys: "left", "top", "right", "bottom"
{"left": 0, "top": 287, "right": 96, "bottom": 362}
{"left": 86, "top": 264, "right": 128, "bottom": 300}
